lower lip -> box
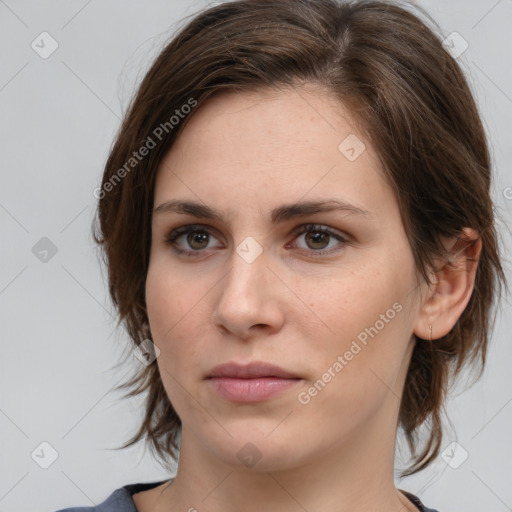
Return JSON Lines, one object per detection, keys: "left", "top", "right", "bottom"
{"left": 208, "top": 377, "right": 301, "bottom": 403}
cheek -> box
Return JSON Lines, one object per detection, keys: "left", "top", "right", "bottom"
{"left": 297, "top": 264, "right": 399, "bottom": 337}
{"left": 293, "top": 279, "right": 411, "bottom": 442}
{"left": 296, "top": 258, "right": 413, "bottom": 379}
{"left": 146, "top": 258, "right": 199, "bottom": 338}
{"left": 146, "top": 266, "right": 203, "bottom": 417}
{"left": 146, "top": 265, "right": 193, "bottom": 369}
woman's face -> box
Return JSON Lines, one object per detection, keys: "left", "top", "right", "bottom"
{"left": 146, "top": 86, "right": 427, "bottom": 472}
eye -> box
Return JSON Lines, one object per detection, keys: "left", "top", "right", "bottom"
{"left": 165, "top": 223, "right": 349, "bottom": 259}
{"left": 288, "top": 224, "right": 349, "bottom": 256}
{"left": 165, "top": 224, "right": 222, "bottom": 257}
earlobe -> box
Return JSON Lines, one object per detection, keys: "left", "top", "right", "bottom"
{"left": 413, "top": 227, "right": 482, "bottom": 341}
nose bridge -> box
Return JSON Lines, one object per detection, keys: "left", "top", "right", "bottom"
{"left": 213, "top": 236, "right": 285, "bottom": 336}
{"left": 223, "top": 237, "right": 271, "bottom": 301}
{"left": 218, "top": 214, "right": 276, "bottom": 296}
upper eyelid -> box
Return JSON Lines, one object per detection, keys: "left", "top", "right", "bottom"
{"left": 166, "top": 223, "right": 222, "bottom": 240}
{"left": 290, "top": 223, "right": 347, "bottom": 238}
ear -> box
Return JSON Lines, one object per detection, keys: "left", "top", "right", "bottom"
{"left": 413, "top": 227, "right": 482, "bottom": 341}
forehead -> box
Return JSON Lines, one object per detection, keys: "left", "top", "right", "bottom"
{"left": 165, "top": 85, "right": 361, "bottom": 159}
{"left": 153, "top": 86, "right": 393, "bottom": 222}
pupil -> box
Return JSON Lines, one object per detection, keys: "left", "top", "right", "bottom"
{"left": 307, "top": 231, "right": 328, "bottom": 249}
{"left": 188, "top": 231, "right": 208, "bottom": 249}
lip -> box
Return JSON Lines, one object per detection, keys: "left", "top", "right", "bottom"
{"left": 207, "top": 361, "right": 301, "bottom": 379}
{"left": 207, "top": 361, "right": 302, "bottom": 403}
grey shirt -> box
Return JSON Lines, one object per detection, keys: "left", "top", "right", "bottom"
{"left": 54, "top": 480, "right": 440, "bottom": 512}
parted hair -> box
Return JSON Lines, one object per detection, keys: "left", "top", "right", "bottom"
{"left": 93, "top": 0, "right": 507, "bottom": 477}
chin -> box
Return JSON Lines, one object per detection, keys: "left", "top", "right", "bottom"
{"left": 203, "top": 429, "right": 309, "bottom": 473}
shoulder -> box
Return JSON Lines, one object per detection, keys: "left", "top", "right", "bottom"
{"left": 399, "top": 489, "right": 441, "bottom": 512}
{"left": 54, "top": 480, "right": 170, "bottom": 512}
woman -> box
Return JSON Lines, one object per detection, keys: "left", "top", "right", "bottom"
{"left": 57, "top": 0, "right": 507, "bottom": 511}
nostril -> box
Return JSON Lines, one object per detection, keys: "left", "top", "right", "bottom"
{"left": 214, "top": 323, "right": 229, "bottom": 335}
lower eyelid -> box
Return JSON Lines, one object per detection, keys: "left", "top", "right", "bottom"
{"left": 289, "top": 234, "right": 347, "bottom": 255}
{"left": 167, "top": 228, "right": 221, "bottom": 249}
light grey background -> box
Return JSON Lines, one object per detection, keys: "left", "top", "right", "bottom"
{"left": 1, "top": 1, "right": 511, "bottom": 511}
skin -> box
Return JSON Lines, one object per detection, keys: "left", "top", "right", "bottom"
{"left": 133, "top": 85, "right": 481, "bottom": 512}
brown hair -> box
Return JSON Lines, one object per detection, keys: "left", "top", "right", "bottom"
{"left": 93, "top": 0, "right": 507, "bottom": 477}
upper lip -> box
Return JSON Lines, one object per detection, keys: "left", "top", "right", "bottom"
{"left": 207, "top": 361, "right": 301, "bottom": 379}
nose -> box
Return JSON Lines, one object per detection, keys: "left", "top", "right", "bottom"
{"left": 212, "top": 244, "right": 285, "bottom": 341}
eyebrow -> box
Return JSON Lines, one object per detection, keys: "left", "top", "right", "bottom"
{"left": 153, "top": 199, "right": 372, "bottom": 224}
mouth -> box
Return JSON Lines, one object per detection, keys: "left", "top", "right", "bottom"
{"left": 206, "top": 361, "right": 303, "bottom": 403}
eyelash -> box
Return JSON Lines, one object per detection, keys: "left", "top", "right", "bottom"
{"left": 164, "top": 223, "right": 349, "bottom": 258}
